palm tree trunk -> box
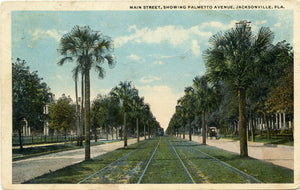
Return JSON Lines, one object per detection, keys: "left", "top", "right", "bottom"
{"left": 189, "top": 119, "right": 192, "bottom": 141}
{"left": 18, "top": 128, "right": 23, "bottom": 151}
{"left": 144, "top": 123, "right": 146, "bottom": 140}
{"left": 115, "top": 127, "right": 118, "bottom": 140}
{"left": 80, "top": 72, "right": 84, "bottom": 146}
{"left": 106, "top": 124, "right": 108, "bottom": 141}
{"left": 75, "top": 78, "right": 80, "bottom": 146}
{"left": 251, "top": 117, "right": 255, "bottom": 142}
{"left": 124, "top": 112, "right": 127, "bottom": 147}
{"left": 84, "top": 70, "right": 91, "bottom": 161}
{"left": 238, "top": 90, "right": 248, "bottom": 157}
{"left": 94, "top": 127, "right": 98, "bottom": 142}
{"left": 137, "top": 118, "right": 139, "bottom": 143}
{"left": 202, "top": 112, "right": 206, "bottom": 145}
{"left": 183, "top": 124, "right": 185, "bottom": 139}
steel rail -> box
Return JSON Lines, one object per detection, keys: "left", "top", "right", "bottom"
{"left": 189, "top": 146, "right": 262, "bottom": 183}
{"left": 137, "top": 137, "right": 161, "bottom": 184}
{"left": 167, "top": 138, "right": 196, "bottom": 184}
{"left": 77, "top": 139, "right": 153, "bottom": 184}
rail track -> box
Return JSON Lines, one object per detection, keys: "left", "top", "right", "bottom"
{"left": 137, "top": 137, "right": 161, "bottom": 183}
{"left": 78, "top": 138, "right": 155, "bottom": 184}
{"left": 166, "top": 139, "right": 195, "bottom": 183}
{"left": 168, "top": 138, "right": 261, "bottom": 183}
{"left": 78, "top": 136, "right": 261, "bottom": 184}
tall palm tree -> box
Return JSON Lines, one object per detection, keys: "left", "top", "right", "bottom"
{"left": 58, "top": 25, "right": 115, "bottom": 160}
{"left": 193, "top": 75, "right": 218, "bottom": 145}
{"left": 111, "top": 81, "right": 138, "bottom": 147}
{"left": 204, "top": 20, "right": 274, "bottom": 157}
{"left": 178, "top": 87, "right": 195, "bottom": 141}
{"left": 130, "top": 95, "right": 144, "bottom": 143}
{"left": 141, "top": 104, "right": 150, "bottom": 140}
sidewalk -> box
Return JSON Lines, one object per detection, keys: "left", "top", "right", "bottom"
{"left": 190, "top": 135, "right": 294, "bottom": 170}
{"left": 12, "top": 138, "right": 142, "bottom": 184}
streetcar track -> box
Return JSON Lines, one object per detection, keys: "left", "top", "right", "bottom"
{"left": 79, "top": 137, "right": 262, "bottom": 184}
{"left": 77, "top": 139, "right": 154, "bottom": 184}
{"left": 137, "top": 137, "right": 161, "bottom": 184}
{"left": 189, "top": 147, "right": 261, "bottom": 183}
{"left": 171, "top": 139, "right": 261, "bottom": 183}
{"left": 166, "top": 138, "right": 196, "bottom": 184}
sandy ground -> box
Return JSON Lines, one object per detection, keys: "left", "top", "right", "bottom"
{"left": 190, "top": 135, "right": 294, "bottom": 170}
{"left": 12, "top": 138, "right": 141, "bottom": 184}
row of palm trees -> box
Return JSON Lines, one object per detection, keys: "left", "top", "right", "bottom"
{"left": 167, "top": 20, "right": 293, "bottom": 157}
{"left": 58, "top": 26, "right": 161, "bottom": 160}
{"left": 90, "top": 81, "right": 161, "bottom": 148}
{"left": 167, "top": 75, "right": 219, "bottom": 145}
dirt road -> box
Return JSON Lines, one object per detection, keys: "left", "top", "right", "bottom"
{"left": 12, "top": 138, "right": 140, "bottom": 184}
{"left": 191, "top": 135, "right": 294, "bottom": 170}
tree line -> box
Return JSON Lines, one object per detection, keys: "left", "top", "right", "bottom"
{"left": 166, "top": 20, "right": 293, "bottom": 157}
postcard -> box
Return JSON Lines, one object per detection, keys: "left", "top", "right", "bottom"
{"left": 1, "top": 0, "right": 299, "bottom": 189}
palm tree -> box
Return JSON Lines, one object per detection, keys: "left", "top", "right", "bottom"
{"left": 111, "top": 81, "right": 138, "bottom": 147}
{"left": 130, "top": 95, "right": 144, "bottom": 143}
{"left": 178, "top": 87, "right": 195, "bottom": 141}
{"left": 204, "top": 20, "right": 274, "bottom": 157}
{"left": 192, "top": 75, "right": 217, "bottom": 145}
{"left": 141, "top": 104, "right": 150, "bottom": 140}
{"left": 58, "top": 25, "right": 115, "bottom": 160}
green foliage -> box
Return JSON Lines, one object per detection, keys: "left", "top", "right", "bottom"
{"left": 90, "top": 94, "right": 122, "bottom": 131}
{"left": 49, "top": 95, "right": 76, "bottom": 134}
{"left": 204, "top": 21, "right": 275, "bottom": 90}
{"left": 12, "top": 58, "right": 53, "bottom": 131}
{"left": 110, "top": 81, "right": 139, "bottom": 113}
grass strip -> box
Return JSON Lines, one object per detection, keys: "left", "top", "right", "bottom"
{"left": 83, "top": 138, "right": 159, "bottom": 184}
{"left": 170, "top": 139, "right": 247, "bottom": 183}
{"left": 180, "top": 138, "right": 293, "bottom": 183}
{"left": 222, "top": 135, "right": 293, "bottom": 146}
{"left": 137, "top": 138, "right": 161, "bottom": 183}
{"left": 167, "top": 139, "right": 195, "bottom": 183}
{"left": 13, "top": 141, "right": 117, "bottom": 161}
{"left": 140, "top": 137, "right": 190, "bottom": 183}
{"left": 24, "top": 140, "right": 148, "bottom": 184}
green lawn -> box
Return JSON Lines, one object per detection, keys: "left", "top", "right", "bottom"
{"left": 222, "top": 135, "right": 293, "bottom": 146}
{"left": 13, "top": 140, "right": 116, "bottom": 161}
{"left": 140, "top": 138, "right": 190, "bottom": 183}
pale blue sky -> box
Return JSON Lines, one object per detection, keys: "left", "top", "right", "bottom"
{"left": 12, "top": 10, "right": 293, "bottom": 130}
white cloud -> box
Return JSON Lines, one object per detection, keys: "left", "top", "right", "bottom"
{"left": 151, "top": 40, "right": 201, "bottom": 59}
{"left": 191, "top": 40, "right": 200, "bottom": 56}
{"left": 114, "top": 25, "right": 212, "bottom": 48}
{"left": 31, "top": 29, "right": 65, "bottom": 42}
{"left": 153, "top": 60, "right": 164, "bottom": 65}
{"left": 200, "top": 20, "right": 238, "bottom": 31}
{"left": 137, "top": 85, "right": 183, "bottom": 130}
{"left": 274, "top": 23, "right": 281, "bottom": 27}
{"left": 140, "top": 76, "right": 161, "bottom": 83}
{"left": 254, "top": 20, "right": 267, "bottom": 25}
{"left": 114, "top": 20, "right": 242, "bottom": 49}
{"left": 127, "top": 54, "right": 145, "bottom": 63}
